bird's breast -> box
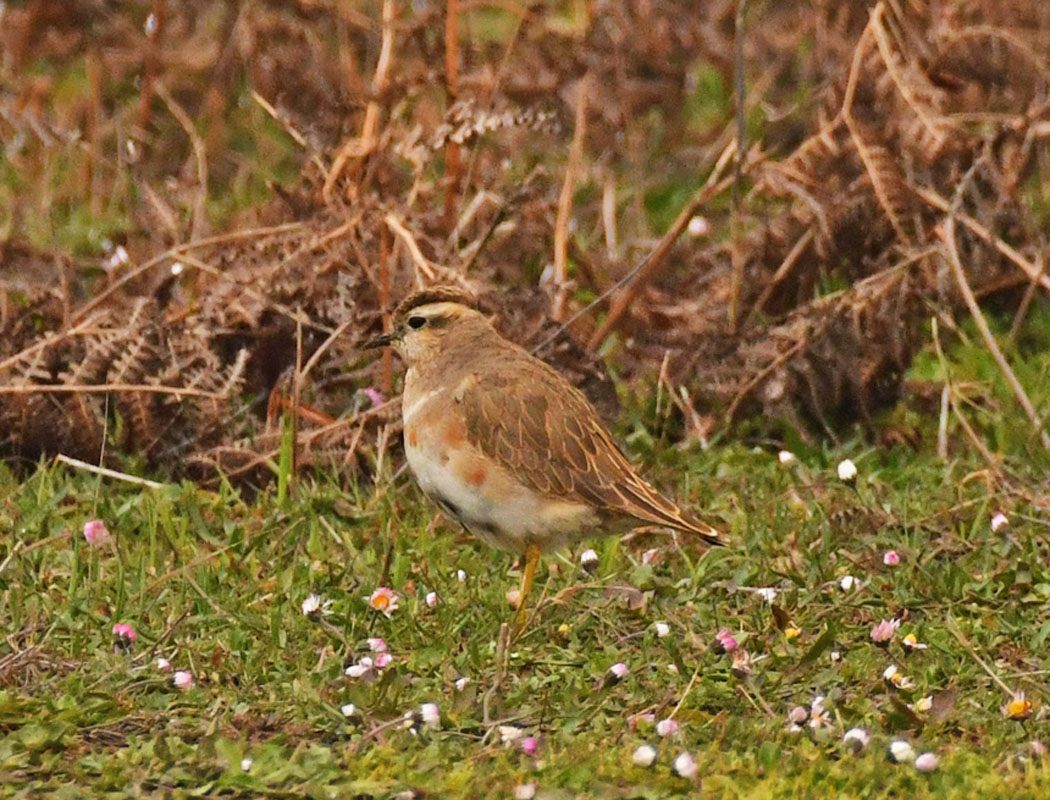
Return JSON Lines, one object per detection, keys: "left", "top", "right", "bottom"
{"left": 402, "top": 399, "right": 595, "bottom": 553}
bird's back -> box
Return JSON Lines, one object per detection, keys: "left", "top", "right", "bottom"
{"left": 420, "top": 324, "right": 722, "bottom": 548}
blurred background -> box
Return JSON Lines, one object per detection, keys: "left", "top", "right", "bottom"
{"left": 1, "top": 0, "right": 1048, "bottom": 485}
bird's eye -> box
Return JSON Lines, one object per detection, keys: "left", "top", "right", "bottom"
{"left": 407, "top": 315, "right": 427, "bottom": 330}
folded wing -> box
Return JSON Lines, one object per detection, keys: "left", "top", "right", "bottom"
{"left": 459, "top": 349, "right": 723, "bottom": 547}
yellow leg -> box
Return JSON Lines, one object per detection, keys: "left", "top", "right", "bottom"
{"left": 513, "top": 544, "right": 542, "bottom": 634}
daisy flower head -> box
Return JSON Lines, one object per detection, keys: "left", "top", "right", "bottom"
{"left": 83, "top": 519, "right": 112, "bottom": 547}
{"left": 367, "top": 637, "right": 387, "bottom": 653}
{"left": 883, "top": 550, "right": 901, "bottom": 566}
{"left": 843, "top": 728, "right": 870, "bottom": 753}
{"left": 156, "top": 657, "right": 172, "bottom": 672}
{"left": 754, "top": 587, "right": 778, "bottom": 604}
{"left": 687, "top": 215, "right": 711, "bottom": 238}
{"left": 1002, "top": 691, "right": 1033, "bottom": 721}
{"left": 787, "top": 706, "right": 809, "bottom": 728}
{"left": 883, "top": 664, "right": 915, "bottom": 691}
{"left": 901, "top": 632, "right": 927, "bottom": 653}
{"left": 990, "top": 512, "right": 1009, "bottom": 532}
{"left": 499, "top": 725, "right": 525, "bottom": 746}
{"left": 837, "top": 458, "right": 858, "bottom": 483}
{"left": 340, "top": 703, "right": 357, "bottom": 718}
{"left": 632, "top": 744, "right": 657, "bottom": 767}
{"left": 111, "top": 622, "right": 137, "bottom": 648}
{"left": 580, "top": 549, "right": 599, "bottom": 573}
{"left": 361, "top": 387, "right": 385, "bottom": 408}
{"left": 911, "top": 696, "right": 933, "bottom": 714}
{"left": 347, "top": 652, "right": 393, "bottom": 679}
{"left": 807, "top": 696, "right": 832, "bottom": 731}
{"left": 870, "top": 618, "right": 900, "bottom": 645}
{"left": 914, "top": 752, "right": 938, "bottom": 773}
{"left": 345, "top": 656, "right": 387, "bottom": 680}
{"left": 241, "top": 757, "right": 253, "bottom": 772}
{"left": 301, "top": 593, "right": 332, "bottom": 618}
{"left": 730, "top": 649, "right": 753, "bottom": 678}
{"left": 520, "top": 736, "right": 539, "bottom": 757}
{"left": 713, "top": 629, "right": 739, "bottom": 654}
{"left": 654, "top": 621, "right": 670, "bottom": 638}
{"left": 778, "top": 449, "right": 796, "bottom": 465}
{"left": 425, "top": 591, "right": 439, "bottom": 608}
{"left": 367, "top": 587, "right": 399, "bottom": 617}
{"left": 889, "top": 740, "right": 916, "bottom": 763}
{"left": 656, "top": 718, "right": 680, "bottom": 738}
{"left": 607, "top": 662, "right": 630, "bottom": 685}
{"left": 419, "top": 702, "right": 440, "bottom": 729}
{"left": 673, "top": 752, "right": 698, "bottom": 779}
{"left": 172, "top": 670, "right": 194, "bottom": 690}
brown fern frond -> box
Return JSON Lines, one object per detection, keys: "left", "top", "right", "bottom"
{"left": 845, "top": 123, "right": 916, "bottom": 246}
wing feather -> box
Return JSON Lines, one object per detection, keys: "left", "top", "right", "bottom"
{"left": 460, "top": 347, "right": 723, "bottom": 546}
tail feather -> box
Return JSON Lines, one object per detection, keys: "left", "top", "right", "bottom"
{"left": 616, "top": 479, "right": 725, "bottom": 547}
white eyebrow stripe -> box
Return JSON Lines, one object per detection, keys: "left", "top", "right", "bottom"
{"left": 403, "top": 388, "right": 444, "bottom": 423}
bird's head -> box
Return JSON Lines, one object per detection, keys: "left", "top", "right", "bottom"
{"left": 365, "top": 285, "right": 485, "bottom": 365}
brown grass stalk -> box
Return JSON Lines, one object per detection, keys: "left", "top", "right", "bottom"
{"left": 444, "top": 0, "right": 462, "bottom": 228}
{"left": 379, "top": 225, "right": 393, "bottom": 395}
{"left": 916, "top": 186, "right": 1050, "bottom": 293}
{"left": 137, "top": 0, "right": 166, "bottom": 131}
{"left": 324, "top": 0, "right": 397, "bottom": 202}
{"left": 0, "top": 383, "right": 226, "bottom": 399}
{"left": 587, "top": 141, "right": 737, "bottom": 351}
{"left": 939, "top": 217, "right": 1050, "bottom": 449}
{"left": 155, "top": 81, "right": 209, "bottom": 240}
{"left": 745, "top": 228, "right": 814, "bottom": 323}
{"left": 68, "top": 224, "right": 303, "bottom": 326}
{"left": 552, "top": 75, "right": 589, "bottom": 321}
{"left": 384, "top": 213, "right": 438, "bottom": 283}
{"left": 728, "top": 0, "right": 749, "bottom": 331}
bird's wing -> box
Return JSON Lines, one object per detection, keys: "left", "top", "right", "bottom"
{"left": 459, "top": 352, "right": 723, "bottom": 546}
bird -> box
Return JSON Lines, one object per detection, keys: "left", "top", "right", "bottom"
{"left": 365, "top": 285, "right": 723, "bottom": 631}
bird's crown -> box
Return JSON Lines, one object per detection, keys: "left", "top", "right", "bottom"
{"left": 393, "top": 285, "right": 478, "bottom": 318}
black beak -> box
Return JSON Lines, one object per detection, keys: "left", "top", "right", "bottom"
{"left": 364, "top": 331, "right": 397, "bottom": 349}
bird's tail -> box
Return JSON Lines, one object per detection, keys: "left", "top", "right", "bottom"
{"left": 678, "top": 516, "right": 725, "bottom": 548}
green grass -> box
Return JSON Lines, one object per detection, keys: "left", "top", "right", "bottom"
{"left": 2, "top": 30, "right": 1048, "bottom": 797}
{"left": 1, "top": 362, "right": 1048, "bottom": 798}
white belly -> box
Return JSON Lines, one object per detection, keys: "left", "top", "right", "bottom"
{"left": 404, "top": 440, "right": 497, "bottom": 528}
{"left": 404, "top": 431, "right": 595, "bottom": 553}
{"left": 400, "top": 371, "right": 596, "bottom": 553}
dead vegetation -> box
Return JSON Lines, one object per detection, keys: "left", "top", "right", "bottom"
{"left": 0, "top": 0, "right": 1047, "bottom": 483}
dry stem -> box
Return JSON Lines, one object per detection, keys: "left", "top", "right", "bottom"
{"left": 324, "top": 0, "right": 397, "bottom": 201}
{"left": 155, "top": 81, "right": 209, "bottom": 240}
{"left": 939, "top": 217, "right": 1050, "bottom": 449}
{"left": 443, "top": 0, "right": 462, "bottom": 227}
{"left": 552, "top": 75, "right": 589, "bottom": 321}
{"left": 384, "top": 213, "right": 438, "bottom": 283}
{"left": 587, "top": 141, "right": 737, "bottom": 351}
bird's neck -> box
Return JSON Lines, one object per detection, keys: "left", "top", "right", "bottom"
{"left": 404, "top": 324, "right": 505, "bottom": 399}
